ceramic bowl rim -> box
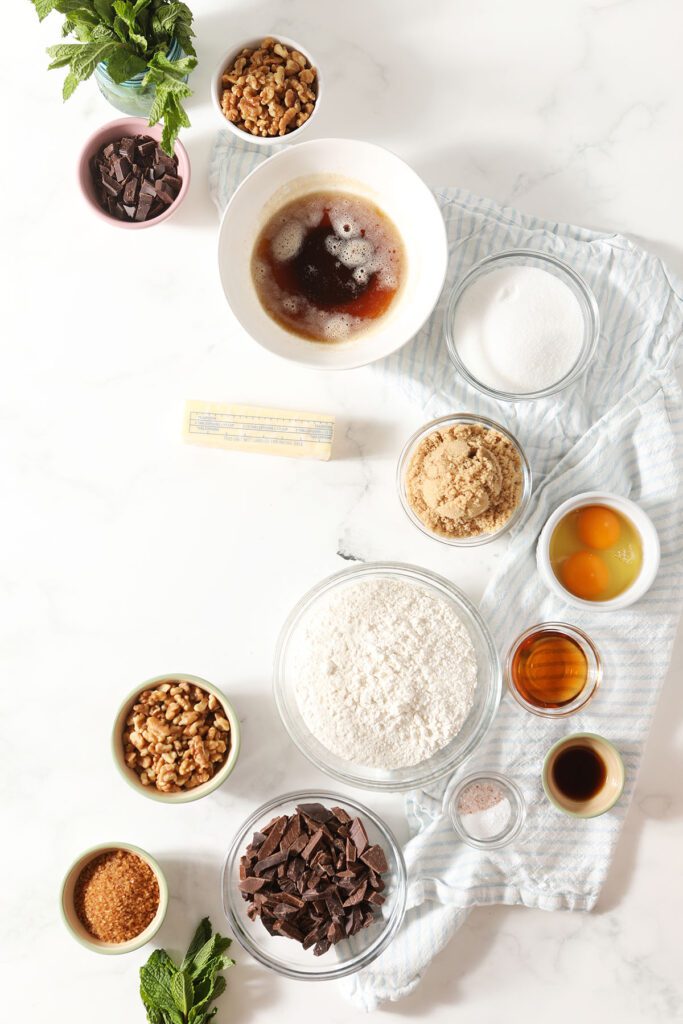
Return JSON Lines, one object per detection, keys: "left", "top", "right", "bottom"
{"left": 77, "top": 116, "right": 191, "bottom": 229}
{"left": 111, "top": 673, "right": 241, "bottom": 803}
{"left": 216, "top": 137, "right": 449, "bottom": 370}
{"left": 536, "top": 490, "right": 660, "bottom": 610}
{"left": 60, "top": 841, "right": 169, "bottom": 954}
{"left": 210, "top": 34, "right": 323, "bottom": 145}
{"left": 541, "top": 732, "right": 625, "bottom": 818}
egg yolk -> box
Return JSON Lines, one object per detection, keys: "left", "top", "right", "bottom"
{"left": 561, "top": 550, "right": 609, "bottom": 600}
{"left": 576, "top": 506, "right": 621, "bottom": 550}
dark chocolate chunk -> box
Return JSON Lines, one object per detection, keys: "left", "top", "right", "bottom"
{"left": 254, "top": 850, "right": 289, "bottom": 874}
{"left": 119, "top": 136, "right": 136, "bottom": 161}
{"left": 301, "top": 829, "right": 324, "bottom": 862}
{"left": 239, "top": 876, "right": 267, "bottom": 894}
{"left": 137, "top": 138, "right": 157, "bottom": 164}
{"left": 111, "top": 155, "right": 131, "bottom": 182}
{"left": 123, "top": 176, "right": 139, "bottom": 205}
{"left": 360, "top": 845, "right": 389, "bottom": 874}
{"left": 296, "top": 803, "right": 335, "bottom": 824}
{"left": 135, "top": 192, "right": 154, "bottom": 221}
{"left": 100, "top": 171, "right": 122, "bottom": 197}
{"left": 349, "top": 818, "right": 369, "bottom": 856}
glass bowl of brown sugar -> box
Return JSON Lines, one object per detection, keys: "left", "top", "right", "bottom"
{"left": 60, "top": 842, "right": 168, "bottom": 954}
{"left": 397, "top": 413, "right": 532, "bottom": 547}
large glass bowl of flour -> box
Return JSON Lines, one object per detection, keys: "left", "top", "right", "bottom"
{"left": 274, "top": 562, "right": 502, "bottom": 791}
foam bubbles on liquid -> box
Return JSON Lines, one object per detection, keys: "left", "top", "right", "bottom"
{"left": 272, "top": 220, "right": 304, "bottom": 262}
{"left": 339, "top": 238, "right": 374, "bottom": 268}
{"left": 252, "top": 191, "right": 405, "bottom": 344}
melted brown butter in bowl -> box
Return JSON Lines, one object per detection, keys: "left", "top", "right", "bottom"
{"left": 251, "top": 191, "right": 405, "bottom": 343}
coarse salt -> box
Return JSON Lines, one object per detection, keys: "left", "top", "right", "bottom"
{"left": 457, "top": 780, "right": 511, "bottom": 841}
{"left": 452, "top": 265, "right": 585, "bottom": 394}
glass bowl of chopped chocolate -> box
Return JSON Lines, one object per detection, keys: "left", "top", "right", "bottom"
{"left": 78, "top": 117, "right": 190, "bottom": 228}
{"left": 222, "top": 791, "right": 407, "bottom": 979}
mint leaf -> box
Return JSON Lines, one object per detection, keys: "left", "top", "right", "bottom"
{"left": 150, "top": 2, "right": 195, "bottom": 54}
{"left": 145, "top": 50, "right": 195, "bottom": 77}
{"left": 112, "top": 0, "right": 148, "bottom": 51}
{"left": 93, "top": 0, "right": 114, "bottom": 22}
{"left": 32, "top": 0, "right": 59, "bottom": 19}
{"left": 46, "top": 42, "right": 82, "bottom": 68}
{"left": 181, "top": 917, "right": 212, "bottom": 971}
{"left": 140, "top": 949, "right": 183, "bottom": 1024}
{"left": 104, "top": 46, "right": 148, "bottom": 81}
{"left": 184, "top": 934, "right": 232, "bottom": 979}
{"left": 170, "top": 970, "right": 194, "bottom": 1017}
{"left": 71, "top": 38, "right": 119, "bottom": 77}
{"left": 62, "top": 69, "right": 80, "bottom": 97}
{"left": 189, "top": 973, "right": 227, "bottom": 1023}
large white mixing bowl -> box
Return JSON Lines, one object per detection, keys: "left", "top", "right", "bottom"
{"left": 217, "top": 138, "right": 448, "bottom": 369}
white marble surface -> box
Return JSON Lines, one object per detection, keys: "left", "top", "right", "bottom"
{"left": 3, "top": 0, "right": 682, "bottom": 1021}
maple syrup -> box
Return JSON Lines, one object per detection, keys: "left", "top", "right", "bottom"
{"left": 510, "top": 627, "right": 588, "bottom": 709}
{"left": 252, "top": 190, "right": 405, "bottom": 343}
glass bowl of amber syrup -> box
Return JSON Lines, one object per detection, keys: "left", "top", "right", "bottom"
{"left": 506, "top": 622, "right": 602, "bottom": 718}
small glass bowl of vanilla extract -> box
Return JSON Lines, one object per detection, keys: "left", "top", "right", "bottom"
{"left": 505, "top": 622, "right": 602, "bottom": 718}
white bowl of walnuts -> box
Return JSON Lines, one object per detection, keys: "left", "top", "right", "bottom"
{"left": 212, "top": 35, "right": 321, "bottom": 144}
{"left": 112, "top": 674, "right": 241, "bottom": 803}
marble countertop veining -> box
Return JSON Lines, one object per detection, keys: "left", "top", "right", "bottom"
{"left": 2, "top": 1, "right": 682, "bottom": 1021}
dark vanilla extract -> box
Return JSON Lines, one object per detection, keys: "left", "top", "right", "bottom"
{"left": 552, "top": 744, "right": 606, "bottom": 802}
{"left": 252, "top": 190, "right": 405, "bottom": 343}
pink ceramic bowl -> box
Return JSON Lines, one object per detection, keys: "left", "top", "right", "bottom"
{"left": 78, "top": 117, "right": 190, "bottom": 229}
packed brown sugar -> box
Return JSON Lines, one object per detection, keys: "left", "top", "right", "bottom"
{"left": 406, "top": 422, "right": 522, "bottom": 539}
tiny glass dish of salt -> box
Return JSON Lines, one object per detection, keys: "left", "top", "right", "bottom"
{"left": 446, "top": 771, "right": 526, "bottom": 850}
{"left": 445, "top": 250, "right": 600, "bottom": 402}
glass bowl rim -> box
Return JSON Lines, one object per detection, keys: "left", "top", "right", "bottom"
{"left": 221, "top": 788, "right": 408, "bottom": 980}
{"left": 504, "top": 621, "right": 602, "bottom": 718}
{"left": 444, "top": 770, "right": 527, "bottom": 850}
{"left": 396, "top": 412, "right": 533, "bottom": 547}
{"left": 273, "top": 561, "right": 502, "bottom": 791}
{"left": 444, "top": 248, "right": 600, "bottom": 402}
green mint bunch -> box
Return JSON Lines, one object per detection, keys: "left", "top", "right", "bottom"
{"left": 29, "top": 0, "right": 197, "bottom": 153}
{"left": 139, "top": 918, "right": 235, "bottom": 1024}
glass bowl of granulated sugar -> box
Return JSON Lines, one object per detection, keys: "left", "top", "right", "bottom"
{"left": 273, "top": 562, "right": 502, "bottom": 792}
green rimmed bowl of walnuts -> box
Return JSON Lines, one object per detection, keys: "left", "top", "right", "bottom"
{"left": 112, "top": 673, "right": 241, "bottom": 803}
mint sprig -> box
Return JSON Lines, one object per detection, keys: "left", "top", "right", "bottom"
{"left": 29, "top": 0, "right": 197, "bottom": 153}
{"left": 140, "top": 919, "right": 234, "bottom": 1024}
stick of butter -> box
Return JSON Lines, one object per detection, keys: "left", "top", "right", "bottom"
{"left": 183, "top": 401, "right": 334, "bottom": 461}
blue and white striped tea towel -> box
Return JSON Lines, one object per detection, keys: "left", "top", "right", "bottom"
{"left": 209, "top": 135, "right": 683, "bottom": 1010}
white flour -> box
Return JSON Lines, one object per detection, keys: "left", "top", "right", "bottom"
{"left": 290, "top": 577, "right": 478, "bottom": 769}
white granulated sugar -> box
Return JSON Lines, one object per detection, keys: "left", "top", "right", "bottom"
{"left": 452, "top": 265, "right": 584, "bottom": 394}
{"left": 290, "top": 577, "right": 478, "bottom": 770}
